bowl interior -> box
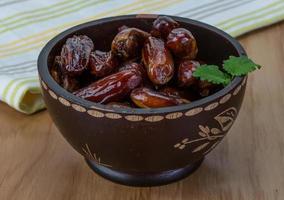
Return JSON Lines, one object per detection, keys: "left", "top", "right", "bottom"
{"left": 41, "top": 14, "right": 246, "bottom": 114}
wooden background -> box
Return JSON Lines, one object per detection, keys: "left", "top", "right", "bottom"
{"left": 1, "top": 21, "right": 284, "bottom": 200}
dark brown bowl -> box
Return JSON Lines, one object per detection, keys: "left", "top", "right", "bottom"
{"left": 38, "top": 14, "right": 247, "bottom": 186}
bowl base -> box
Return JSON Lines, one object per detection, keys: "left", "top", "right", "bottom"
{"left": 85, "top": 158, "right": 204, "bottom": 187}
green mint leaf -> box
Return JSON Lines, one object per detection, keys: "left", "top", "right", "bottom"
{"left": 193, "top": 65, "right": 231, "bottom": 85}
{"left": 223, "top": 56, "right": 261, "bottom": 76}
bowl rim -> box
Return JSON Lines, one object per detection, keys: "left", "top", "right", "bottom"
{"left": 38, "top": 14, "right": 246, "bottom": 115}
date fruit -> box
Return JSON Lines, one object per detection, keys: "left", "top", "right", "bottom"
{"left": 118, "top": 61, "right": 146, "bottom": 79}
{"left": 61, "top": 35, "right": 94, "bottom": 76}
{"left": 51, "top": 56, "right": 81, "bottom": 92}
{"left": 73, "top": 70, "right": 142, "bottom": 103}
{"left": 142, "top": 36, "right": 174, "bottom": 85}
{"left": 151, "top": 16, "right": 179, "bottom": 39}
{"left": 62, "top": 75, "right": 80, "bottom": 92}
{"left": 178, "top": 60, "right": 200, "bottom": 87}
{"left": 130, "top": 87, "right": 188, "bottom": 108}
{"left": 111, "top": 28, "right": 150, "bottom": 60}
{"left": 167, "top": 28, "right": 198, "bottom": 59}
{"left": 88, "top": 50, "right": 118, "bottom": 78}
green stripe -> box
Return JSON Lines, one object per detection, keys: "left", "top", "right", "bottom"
{"left": 217, "top": 0, "right": 283, "bottom": 27}
{"left": 230, "top": 12, "right": 284, "bottom": 37}
{"left": 18, "top": 86, "right": 45, "bottom": 114}
{"left": 9, "top": 78, "right": 38, "bottom": 106}
{"left": 0, "top": 0, "right": 82, "bottom": 28}
{"left": 0, "top": 0, "right": 28, "bottom": 8}
{"left": 220, "top": 4, "right": 284, "bottom": 30}
{"left": 2, "top": 78, "right": 24, "bottom": 101}
{"left": 0, "top": 0, "right": 105, "bottom": 34}
{"left": 0, "top": 0, "right": 78, "bottom": 22}
{"left": 0, "top": 38, "right": 50, "bottom": 58}
{"left": 0, "top": 0, "right": 161, "bottom": 57}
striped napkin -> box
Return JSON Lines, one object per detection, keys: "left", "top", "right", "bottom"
{"left": 0, "top": 0, "right": 283, "bottom": 114}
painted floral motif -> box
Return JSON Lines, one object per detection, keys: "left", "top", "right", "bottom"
{"left": 174, "top": 107, "right": 238, "bottom": 154}
{"left": 214, "top": 107, "right": 237, "bottom": 131}
{"left": 82, "top": 144, "right": 112, "bottom": 168}
{"left": 174, "top": 125, "right": 224, "bottom": 152}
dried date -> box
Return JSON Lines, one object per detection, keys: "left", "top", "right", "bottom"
{"left": 166, "top": 28, "right": 198, "bottom": 59}
{"left": 151, "top": 16, "right": 179, "bottom": 39}
{"left": 73, "top": 70, "right": 142, "bottom": 103}
{"left": 62, "top": 75, "right": 80, "bottom": 92}
{"left": 178, "top": 60, "right": 200, "bottom": 87}
{"left": 61, "top": 35, "right": 94, "bottom": 76}
{"left": 111, "top": 28, "right": 150, "bottom": 60}
{"left": 142, "top": 36, "right": 174, "bottom": 85}
{"left": 88, "top": 50, "right": 118, "bottom": 78}
{"left": 130, "top": 87, "right": 188, "bottom": 108}
{"left": 118, "top": 61, "right": 147, "bottom": 79}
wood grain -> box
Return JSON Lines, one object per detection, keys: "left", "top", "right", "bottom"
{"left": 1, "top": 22, "right": 284, "bottom": 200}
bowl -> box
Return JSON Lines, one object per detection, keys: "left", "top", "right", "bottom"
{"left": 38, "top": 14, "right": 247, "bottom": 186}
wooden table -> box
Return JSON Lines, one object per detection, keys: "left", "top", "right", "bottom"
{"left": 1, "top": 22, "right": 284, "bottom": 200}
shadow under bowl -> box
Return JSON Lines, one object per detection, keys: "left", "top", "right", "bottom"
{"left": 38, "top": 14, "right": 247, "bottom": 186}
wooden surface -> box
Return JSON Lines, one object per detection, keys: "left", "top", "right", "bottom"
{"left": 1, "top": 22, "right": 284, "bottom": 200}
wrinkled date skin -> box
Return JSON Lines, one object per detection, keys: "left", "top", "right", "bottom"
{"left": 73, "top": 70, "right": 142, "bottom": 103}
{"left": 178, "top": 60, "right": 200, "bottom": 87}
{"left": 167, "top": 28, "right": 198, "bottom": 59}
{"left": 130, "top": 87, "right": 188, "bottom": 108}
{"left": 118, "top": 61, "right": 147, "bottom": 80}
{"left": 50, "top": 56, "right": 80, "bottom": 92}
{"left": 88, "top": 50, "right": 118, "bottom": 78}
{"left": 111, "top": 28, "right": 150, "bottom": 60}
{"left": 61, "top": 35, "right": 94, "bottom": 77}
{"left": 142, "top": 36, "right": 174, "bottom": 85}
{"left": 151, "top": 16, "right": 179, "bottom": 39}
{"left": 62, "top": 75, "right": 80, "bottom": 92}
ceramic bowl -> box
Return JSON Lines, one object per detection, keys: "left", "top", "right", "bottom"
{"left": 38, "top": 14, "right": 247, "bottom": 186}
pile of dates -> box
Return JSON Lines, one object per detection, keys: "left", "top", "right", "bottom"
{"left": 50, "top": 16, "right": 219, "bottom": 109}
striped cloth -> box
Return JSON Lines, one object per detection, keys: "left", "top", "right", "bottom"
{"left": 0, "top": 0, "right": 283, "bottom": 114}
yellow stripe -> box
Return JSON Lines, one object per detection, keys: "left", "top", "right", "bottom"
{"left": 219, "top": 3, "right": 284, "bottom": 30}
{"left": 10, "top": 78, "right": 38, "bottom": 106}
{"left": 2, "top": 77, "right": 29, "bottom": 101}
{"left": 0, "top": 0, "right": 181, "bottom": 57}
{"left": 0, "top": 0, "right": 104, "bottom": 34}
{"left": 229, "top": 11, "right": 284, "bottom": 37}
{"left": 0, "top": 29, "right": 53, "bottom": 49}
{"left": 0, "top": 0, "right": 79, "bottom": 23}
{"left": 217, "top": 0, "right": 283, "bottom": 27}
{"left": 2, "top": 79, "right": 16, "bottom": 101}
{"left": 0, "top": 0, "right": 144, "bottom": 50}
{"left": 17, "top": 86, "right": 44, "bottom": 114}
